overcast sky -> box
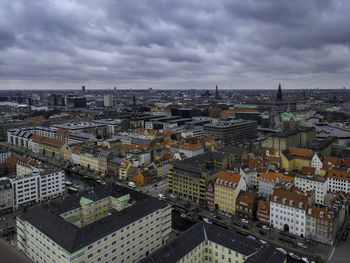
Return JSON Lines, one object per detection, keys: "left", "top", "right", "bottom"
{"left": 1, "top": 0, "right": 349, "bottom": 90}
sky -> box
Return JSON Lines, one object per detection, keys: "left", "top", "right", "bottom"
{"left": 0, "top": 0, "right": 350, "bottom": 90}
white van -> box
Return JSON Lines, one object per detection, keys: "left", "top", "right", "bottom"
{"left": 128, "top": 182, "right": 136, "bottom": 188}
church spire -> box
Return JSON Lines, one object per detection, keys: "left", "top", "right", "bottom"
{"left": 276, "top": 83, "right": 283, "bottom": 101}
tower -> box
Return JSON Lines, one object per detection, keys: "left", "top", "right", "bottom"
{"left": 215, "top": 85, "right": 219, "bottom": 99}
{"left": 276, "top": 83, "right": 283, "bottom": 101}
{"left": 130, "top": 95, "right": 140, "bottom": 129}
{"left": 82, "top": 85, "right": 85, "bottom": 92}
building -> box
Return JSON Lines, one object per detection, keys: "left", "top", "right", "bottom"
{"left": 305, "top": 193, "right": 346, "bottom": 245}
{"left": 258, "top": 172, "right": 294, "bottom": 198}
{"left": 175, "top": 143, "right": 204, "bottom": 158}
{"left": 205, "top": 182, "right": 215, "bottom": 210}
{"left": 294, "top": 174, "right": 327, "bottom": 204}
{"left": 281, "top": 147, "right": 313, "bottom": 172}
{"left": 10, "top": 164, "right": 65, "bottom": 210}
{"left": 310, "top": 153, "right": 324, "bottom": 175}
{"left": 239, "top": 168, "right": 258, "bottom": 189}
{"left": 141, "top": 222, "right": 286, "bottom": 263}
{"left": 80, "top": 147, "right": 100, "bottom": 171}
{"left": 0, "top": 119, "right": 29, "bottom": 141}
{"left": 66, "top": 96, "right": 87, "bottom": 108}
{"left": 266, "top": 127, "right": 316, "bottom": 151}
{"left": 0, "top": 148, "right": 11, "bottom": 163}
{"left": 0, "top": 178, "right": 13, "bottom": 214}
{"left": 270, "top": 187, "right": 308, "bottom": 237}
{"left": 39, "top": 137, "right": 67, "bottom": 160}
{"left": 214, "top": 171, "right": 247, "bottom": 215}
{"left": 103, "top": 94, "right": 113, "bottom": 107}
{"left": 169, "top": 151, "right": 227, "bottom": 204}
{"left": 17, "top": 185, "right": 172, "bottom": 263}
{"left": 204, "top": 120, "right": 257, "bottom": 146}
{"left": 327, "top": 168, "right": 350, "bottom": 194}
{"left": 133, "top": 171, "right": 151, "bottom": 186}
{"left": 235, "top": 191, "right": 257, "bottom": 220}
{"left": 257, "top": 200, "right": 270, "bottom": 225}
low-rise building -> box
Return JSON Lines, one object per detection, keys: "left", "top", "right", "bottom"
{"left": 257, "top": 200, "right": 270, "bottom": 225}
{"left": 295, "top": 174, "right": 327, "bottom": 204}
{"left": 0, "top": 148, "right": 11, "bottom": 163}
{"left": 214, "top": 171, "right": 246, "bottom": 215}
{"left": 0, "top": 178, "right": 13, "bottom": 214}
{"left": 281, "top": 147, "right": 313, "bottom": 172}
{"left": 39, "top": 137, "right": 67, "bottom": 160}
{"left": 239, "top": 168, "right": 258, "bottom": 189}
{"left": 310, "top": 153, "right": 323, "bottom": 175}
{"left": 305, "top": 193, "right": 346, "bottom": 245}
{"left": 258, "top": 172, "right": 294, "bottom": 198}
{"left": 327, "top": 168, "right": 350, "bottom": 194}
{"left": 17, "top": 185, "right": 172, "bottom": 263}
{"left": 235, "top": 191, "right": 257, "bottom": 220}
{"left": 270, "top": 186, "right": 308, "bottom": 237}
{"left": 205, "top": 182, "right": 215, "bottom": 210}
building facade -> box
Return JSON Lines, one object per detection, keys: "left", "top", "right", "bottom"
{"left": 17, "top": 185, "right": 172, "bottom": 263}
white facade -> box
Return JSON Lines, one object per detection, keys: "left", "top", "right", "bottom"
{"left": 239, "top": 168, "right": 258, "bottom": 189}
{"left": 177, "top": 147, "right": 204, "bottom": 158}
{"left": 72, "top": 153, "right": 81, "bottom": 165}
{"left": 181, "top": 127, "right": 204, "bottom": 138}
{"left": 270, "top": 200, "right": 306, "bottom": 237}
{"left": 0, "top": 150, "right": 11, "bottom": 163}
{"left": 28, "top": 139, "right": 40, "bottom": 154}
{"left": 10, "top": 167, "right": 65, "bottom": 210}
{"left": 104, "top": 94, "right": 113, "bottom": 107}
{"left": 294, "top": 175, "right": 327, "bottom": 204}
{"left": 310, "top": 154, "right": 323, "bottom": 175}
{"left": 327, "top": 176, "right": 350, "bottom": 194}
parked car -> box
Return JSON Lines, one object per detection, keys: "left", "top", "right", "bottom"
{"left": 262, "top": 225, "right": 269, "bottom": 230}
{"left": 347, "top": 224, "right": 350, "bottom": 231}
{"left": 297, "top": 242, "right": 307, "bottom": 249}
{"left": 256, "top": 222, "right": 262, "bottom": 228}
{"left": 241, "top": 218, "right": 249, "bottom": 224}
{"left": 247, "top": 235, "right": 256, "bottom": 240}
{"left": 259, "top": 239, "right": 267, "bottom": 245}
{"left": 242, "top": 225, "right": 249, "bottom": 230}
{"left": 276, "top": 247, "right": 287, "bottom": 255}
{"left": 233, "top": 221, "right": 242, "bottom": 227}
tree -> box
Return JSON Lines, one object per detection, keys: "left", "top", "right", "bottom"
{"left": 170, "top": 134, "right": 177, "bottom": 141}
{"left": 0, "top": 163, "right": 8, "bottom": 177}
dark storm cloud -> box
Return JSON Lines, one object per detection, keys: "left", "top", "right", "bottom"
{"left": 0, "top": 0, "right": 349, "bottom": 89}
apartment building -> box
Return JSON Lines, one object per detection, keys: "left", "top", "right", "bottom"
{"left": 258, "top": 172, "right": 294, "bottom": 198}
{"left": 17, "top": 185, "right": 172, "bottom": 263}
{"left": 0, "top": 178, "right": 13, "bottom": 214}
{"left": 142, "top": 222, "right": 286, "bottom": 263}
{"left": 305, "top": 193, "right": 346, "bottom": 245}
{"left": 214, "top": 171, "right": 246, "bottom": 215}
{"left": 0, "top": 148, "right": 11, "bottom": 163}
{"left": 235, "top": 191, "right": 257, "bottom": 220}
{"left": 270, "top": 186, "right": 308, "bottom": 237}
{"left": 169, "top": 152, "right": 227, "bottom": 203}
{"left": 294, "top": 174, "right": 327, "bottom": 204}
{"left": 257, "top": 200, "right": 270, "bottom": 225}
{"left": 239, "top": 168, "right": 258, "bottom": 189}
{"left": 327, "top": 168, "right": 350, "bottom": 194}
{"left": 10, "top": 163, "right": 65, "bottom": 210}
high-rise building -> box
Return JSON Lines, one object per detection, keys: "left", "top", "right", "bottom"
{"left": 17, "top": 184, "right": 172, "bottom": 263}
{"left": 82, "top": 85, "right": 85, "bottom": 92}
{"left": 103, "top": 94, "right": 113, "bottom": 107}
{"left": 66, "top": 96, "right": 87, "bottom": 108}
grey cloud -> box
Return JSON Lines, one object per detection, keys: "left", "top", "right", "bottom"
{"left": 0, "top": 0, "right": 350, "bottom": 89}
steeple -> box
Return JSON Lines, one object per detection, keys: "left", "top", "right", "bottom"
{"left": 276, "top": 83, "right": 283, "bottom": 101}
{"left": 215, "top": 85, "right": 219, "bottom": 99}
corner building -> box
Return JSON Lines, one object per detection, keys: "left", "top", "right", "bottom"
{"left": 17, "top": 184, "right": 172, "bottom": 263}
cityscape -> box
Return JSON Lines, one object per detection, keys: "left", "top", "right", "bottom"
{"left": 1, "top": 1, "right": 350, "bottom": 263}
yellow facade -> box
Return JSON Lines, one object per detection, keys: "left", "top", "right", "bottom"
{"left": 80, "top": 153, "right": 99, "bottom": 171}
{"left": 214, "top": 184, "right": 237, "bottom": 214}
{"left": 281, "top": 154, "right": 310, "bottom": 172}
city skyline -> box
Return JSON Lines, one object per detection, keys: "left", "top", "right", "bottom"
{"left": 1, "top": 1, "right": 350, "bottom": 90}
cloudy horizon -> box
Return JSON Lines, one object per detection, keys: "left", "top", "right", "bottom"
{"left": 1, "top": 0, "right": 349, "bottom": 90}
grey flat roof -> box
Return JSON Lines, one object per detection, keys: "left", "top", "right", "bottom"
{"left": 19, "top": 184, "right": 169, "bottom": 253}
{"left": 141, "top": 222, "right": 286, "bottom": 263}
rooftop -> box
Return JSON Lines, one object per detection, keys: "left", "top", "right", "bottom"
{"left": 141, "top": 222, "right": 285, "bottom": 263}
{"left": 19, "top": 184, "right": 169, "bottom": 253}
